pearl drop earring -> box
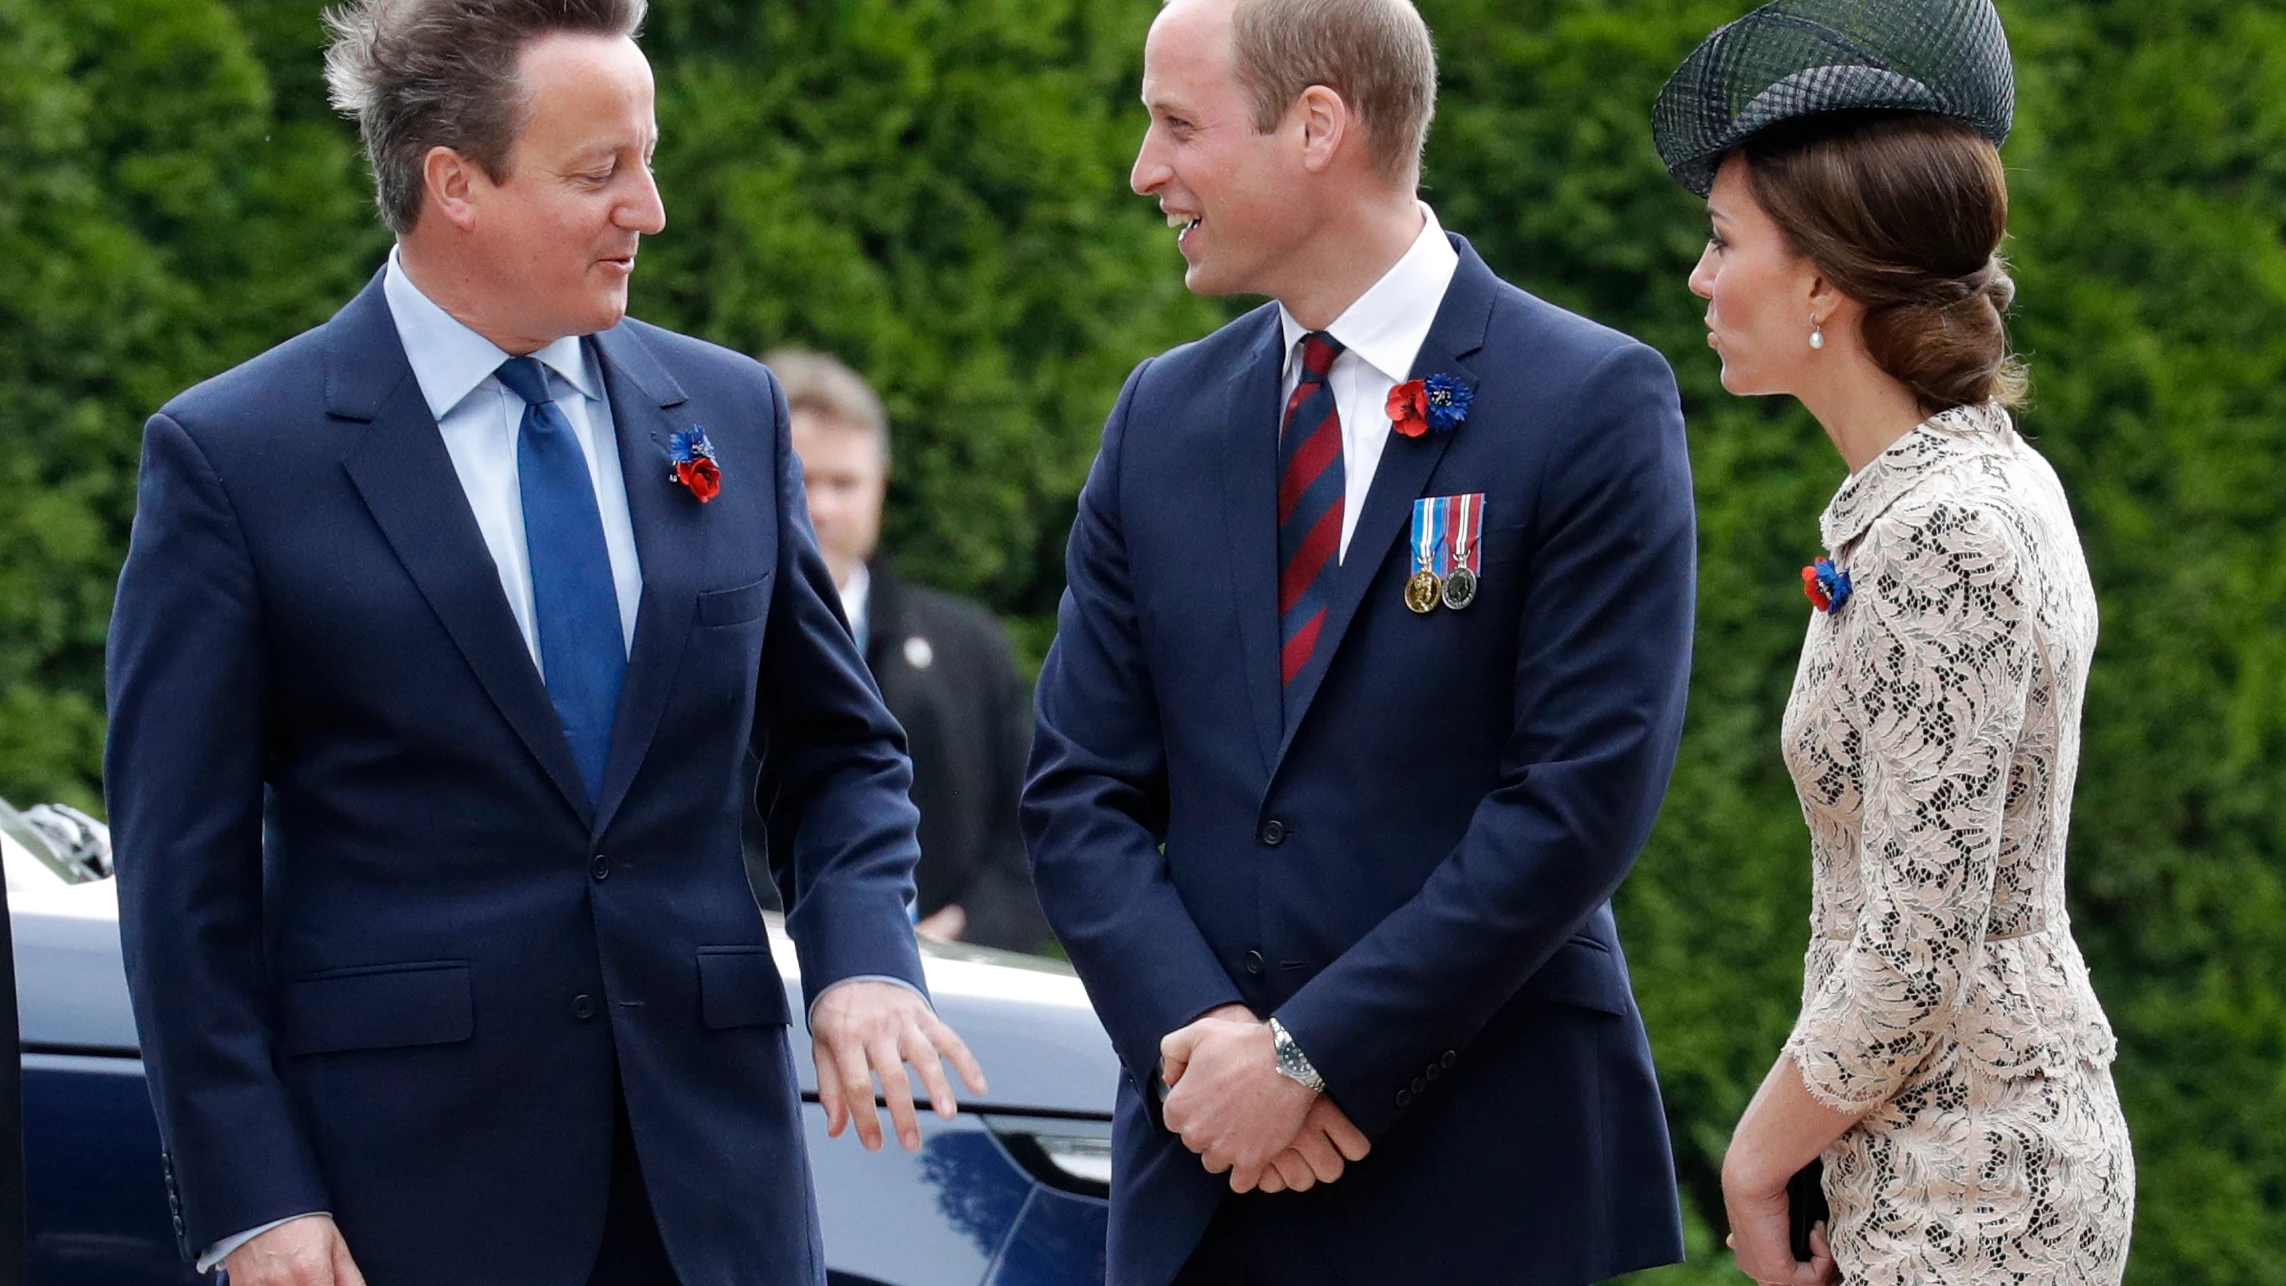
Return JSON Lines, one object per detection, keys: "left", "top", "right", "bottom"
{"left": 1809, "top": 323, "right": 1825, "bottom": 351}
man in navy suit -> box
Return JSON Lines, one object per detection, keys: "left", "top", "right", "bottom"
{"left": 1022, "top": 0, "right": 1697, "bottom": 1281}
{"left": 104, "top": 3, "right": 981, "bottom": 1283}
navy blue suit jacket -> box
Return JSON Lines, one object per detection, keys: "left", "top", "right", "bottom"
{"left": 105, "top": 273, "right": 926, "bottom": 1286}
{"left": 1024, "top": 239, "right": 1696, "bottom": 1286}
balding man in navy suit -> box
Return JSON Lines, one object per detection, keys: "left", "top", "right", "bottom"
{"left": 1023, "top": 0, "right": 1697, "bottom": 1282}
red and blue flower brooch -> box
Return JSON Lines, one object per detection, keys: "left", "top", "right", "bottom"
{"left": 1802, "top": 557, "right": 1851, "bottom": 613}
{"left": 1387, "top": 373, "right": 1473, "bottom": 439}
{"left": 668, "top": 428, "right": 721, "bottom": 503}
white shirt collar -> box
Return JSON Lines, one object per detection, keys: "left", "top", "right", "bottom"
{"left": 1277, "top": 203, "right": 1461, "bottom": 383}
{"left": 382, "top": 245, "right": 598, "bottom": 421}
{"left": 840, "top": 560, "right": 872, "bottom": 641}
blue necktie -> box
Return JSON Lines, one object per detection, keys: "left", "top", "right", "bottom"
{"left": 496, "top": 356, "right": 625, "bottom": 803}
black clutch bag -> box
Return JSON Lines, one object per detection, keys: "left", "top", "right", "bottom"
{"left": 1788, "top": 1159, "right": 1829, "bottom": 1262}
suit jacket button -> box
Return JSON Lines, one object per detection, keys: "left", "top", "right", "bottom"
{"left": 1243, "top": 950, "right": 1265, "bottom": 976}
{"left": 572, "top": 994, "right": 596, "bottom": 1021}
{"left": 1411, "top": 1076, "right": 1428, "bottom": 1095}
{"left": 1259, "top": 820, "right": 1287, "bottom": 846}
{"left": 1395, "top": 1088, "right": 1413, "bottom": 1107}
{"left": 1442, "top": 1049, "right": 1457, "bottom": 1068}
{"left": 590, "top": 854, "right": 609, "bottom": 882}
{"left": 1425, "top": 1063, "right": 1441, "bottom": 1082}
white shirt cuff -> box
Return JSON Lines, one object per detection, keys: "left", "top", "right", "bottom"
{"left": 199, "top": 1212, "right": 330, "bottom": 1274}
{"left": 806, "top": 974, "right": 930, "bottom": 1025}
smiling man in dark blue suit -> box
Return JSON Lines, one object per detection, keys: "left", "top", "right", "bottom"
{"left": 1022, "top": 0, "right": 1697, "bottom": 1282}
{"left": 103, "top": 3, "right": 983, "bottom": 1284}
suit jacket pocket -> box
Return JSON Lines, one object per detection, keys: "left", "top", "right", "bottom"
{"left": 1519, "top": 937, "right": 1631, "bottom": 1016}
{"left": 696, "top": 576, "right": 772, "bottom": 627}
{"left": 697, "top": 946, "right": 794, "bottom": 1029}
{"left": 280, "top": 961, "right": 474, "bottom": 1056}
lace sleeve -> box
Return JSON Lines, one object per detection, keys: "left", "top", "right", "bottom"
{"left": 1785, "top": 498, "right": 2035, "bottom": 1109}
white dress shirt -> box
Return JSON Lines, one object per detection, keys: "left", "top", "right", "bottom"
{"left": 1275, "top": 203, "right": 1461, "bottom": 561}
{"left": 839, "top": 560, "right": 872, "bottom": 655}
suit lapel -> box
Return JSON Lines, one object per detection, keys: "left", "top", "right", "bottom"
{"left": 863, "top": 560, "right": 906, "bottom": 671}
{"left": 1273, "top": 238, "right": 1500, "bottom": 768}
{"left": 331, "top": 274, "right": 594, "bottom": 823}
{"left": 588, "top": 323, "right": 699, "bottom": 837}
{"left": 1218, "top": 311, "right": 1288, "bottom": 778}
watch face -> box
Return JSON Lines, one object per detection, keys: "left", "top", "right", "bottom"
{"left": 1269, "top": 1022, "right": 1322, "bottom": 1090}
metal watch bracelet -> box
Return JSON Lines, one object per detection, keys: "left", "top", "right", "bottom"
{"left": 1266, "top": 1017, "right": 1326, "bottom": 1094}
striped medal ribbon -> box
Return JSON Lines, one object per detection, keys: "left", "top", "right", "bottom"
{"left": 1443, "top": 493, "right": 1484, "bottom": 611}
{"left": 1406, "top": 496, "right": 1447, "bottom": 615}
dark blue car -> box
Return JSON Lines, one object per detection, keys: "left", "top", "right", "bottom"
{"left": 0, "top": 801, "right": 1115, "bottom": 1285}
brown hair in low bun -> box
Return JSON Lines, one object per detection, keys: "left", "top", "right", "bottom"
{"left": 1742, "top": 110, "right": 2026, "bottom": 413}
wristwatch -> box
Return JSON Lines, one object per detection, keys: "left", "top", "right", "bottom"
{"left": 1266, "top": 1017, "right": 1326, "bottom": 1094}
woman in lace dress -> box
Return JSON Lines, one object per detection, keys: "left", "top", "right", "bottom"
{"left": 1651, "top": 3, "right": 2135, "bottom": 1284}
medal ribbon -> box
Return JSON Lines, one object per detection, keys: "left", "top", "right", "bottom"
{"left": 1413, "top": 498, "right": 1445, "bottom": 576}
{"left": 1450, "top": 493, "right": 1482, "bottom": 575}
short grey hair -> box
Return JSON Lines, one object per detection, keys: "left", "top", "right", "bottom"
{"left": 1229, "top": 0, "right": 1438, "bottom": 184}
{"left": 765, "top": 350, "right": 892, "bottom": 464}
{"left": 323, "top": 0, "right": 649, "bottom": 235}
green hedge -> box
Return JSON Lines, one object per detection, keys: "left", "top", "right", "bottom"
{"left": 1, "top": 0, "right": 2276, "bottom": 1278}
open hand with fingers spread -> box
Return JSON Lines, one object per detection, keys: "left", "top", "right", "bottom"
{"left": 224, "top": 1215, "right": 366, "bottom": 1286}
{"left": 810, "top": 979, "right": 988, "bottom": 1152}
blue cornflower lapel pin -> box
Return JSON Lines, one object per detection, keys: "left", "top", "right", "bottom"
{"left": 1387, "top": 373, "right": 1474, "bottom": 438}
{"left": 1802, "top": 557, "right": 1851, "bottom": 613}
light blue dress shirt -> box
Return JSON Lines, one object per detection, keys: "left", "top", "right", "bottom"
{"left": 385, "top": 248, "right": 646, "bottom": 659}
{"left": 197, "top": 254, "right": 648, "bottom": 1272}
{"left": 203, "top": 256, "right": 918, "bottom": 1269}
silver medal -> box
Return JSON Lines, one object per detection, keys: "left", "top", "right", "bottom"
{"left": 1442, "top": 565, "right": 1478, "bottom": 611}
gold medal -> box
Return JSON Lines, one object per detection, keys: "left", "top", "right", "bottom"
{"left": 1405, "top": 569, "right": 1443, "bottom": 614}
{"left": 1442, "top": 565, "right": 1478, "bottom": 611}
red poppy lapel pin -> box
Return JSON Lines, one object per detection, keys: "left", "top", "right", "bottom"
{"left": 1387, "top": 373, "right": 1474, "bottom": 439}
{"left": 668, "top": 428, "right": 721, "bottom": 503}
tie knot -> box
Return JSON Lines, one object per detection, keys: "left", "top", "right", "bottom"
{"left": 494, "top": 356, "right": 555, "bottom": 408}
{"left": 1298, "top": 332, "right": 1343, "bottom": 384}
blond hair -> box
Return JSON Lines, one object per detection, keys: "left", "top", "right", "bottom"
{"left": 1230, "top": 0, "right": 1437, "bottom": 183}
{"left": 764, "top": 350, "right": 890, "bottom": 462}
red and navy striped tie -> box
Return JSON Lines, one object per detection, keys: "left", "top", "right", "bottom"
{"left": 1278, "top": 331, "right": 1346, "bottom": 709}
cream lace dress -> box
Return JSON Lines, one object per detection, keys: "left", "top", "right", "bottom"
{"left": 1779, "top": 403, "right": 2136, "bottom": 1285}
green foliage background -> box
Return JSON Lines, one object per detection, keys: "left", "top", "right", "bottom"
{"left": 0, "top": 0, "right": 2277, "bottom": 1278}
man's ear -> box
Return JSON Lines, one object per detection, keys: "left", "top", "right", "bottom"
{"left": 422, "top": 145, "right": 484, "bottom": 231}
{"left": 1295, "top": 85, "right": 1350, "bottom": 175}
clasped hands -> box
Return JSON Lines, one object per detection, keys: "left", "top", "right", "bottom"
{"left": 1159, "top": 1004, "right": 1369, "bottom": 1194}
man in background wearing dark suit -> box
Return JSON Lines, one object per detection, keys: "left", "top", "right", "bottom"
{"left": 759, "top": 350, "right": 1050, "bottom": 954}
